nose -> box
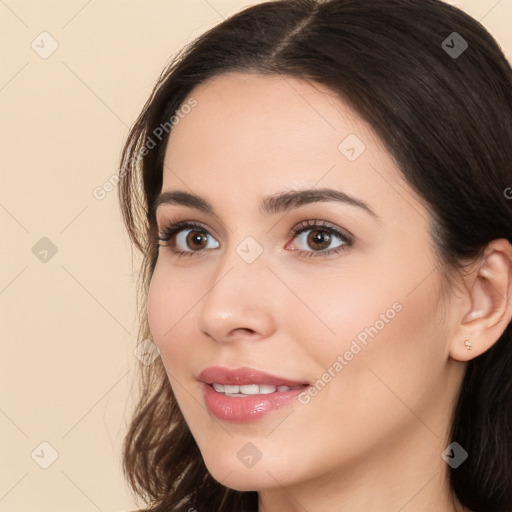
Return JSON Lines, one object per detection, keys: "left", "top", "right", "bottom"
{"left": 197, "top": 245, "right": 276, "bottom": 344}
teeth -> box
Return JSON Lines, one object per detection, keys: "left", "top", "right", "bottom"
{"left": 211, "top": 383, "right": 301, "bottom": 395}
{"left": 241, "top": 384, "right": 276, "bottom": 395}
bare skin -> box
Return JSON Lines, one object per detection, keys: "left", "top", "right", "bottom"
{"left": 147, "top": 72, "right": 512, "bottom": 512}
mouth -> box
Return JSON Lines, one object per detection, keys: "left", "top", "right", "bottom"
{"left": 198, "top": 366, "right": 310, "bottom": 422}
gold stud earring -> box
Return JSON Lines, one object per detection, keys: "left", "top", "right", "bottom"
{"left": 464, "top": 339, "right": 472, "bottom": 350}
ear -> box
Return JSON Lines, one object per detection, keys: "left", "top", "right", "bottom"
{"left": 450, "top": 238, "right": 512, "bottom": 362}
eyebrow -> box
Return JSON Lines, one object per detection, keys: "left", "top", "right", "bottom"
{"left": 153, "top": 188, "right": 378, "bottom": 219}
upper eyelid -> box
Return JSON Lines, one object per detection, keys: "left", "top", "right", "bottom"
{"left": 156, "top": 210, "right": 230, "bottom": 237}
{"left": 157, "top": 218, "right": 218, "bottom": 237}
{"left": 289, "top": 219, "right": 353, "bottom": 239}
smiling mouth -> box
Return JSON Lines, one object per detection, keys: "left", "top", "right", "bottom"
{"left": 201, "top": 381, "right": 310, "bottom": 423}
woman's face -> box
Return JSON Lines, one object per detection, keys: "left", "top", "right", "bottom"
{"left": 147, "top": 72, "right": 462, "bottom": 495}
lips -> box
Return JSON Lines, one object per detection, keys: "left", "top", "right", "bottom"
{"left": 198, "top": 366, "right": 310, "bottom": 422}
{"left": 198, "top": 366, "right": 309, "bottom": 387}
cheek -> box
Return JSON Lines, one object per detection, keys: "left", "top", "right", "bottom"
{"left": 146, "top": 264, "right": 169, "bottom": 342}
{"left": 323, "top": 277, "right": 445, "bottom": 418}
{"left": 147, "top": 259, "right": 216, "bottom": 385}
{"left": 283, "top": 246, "right": 446, "bottom": 401}
{"left": 147, "top": 262, "right": 193, "bottom": 356}
{"left": 275, "top": 260, "right": 405, "bottom": 370}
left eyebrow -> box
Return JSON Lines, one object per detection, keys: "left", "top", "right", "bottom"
{"left": 153, "top": 187, "right": 379, "bottom": 220}
{"left": 260, "top": 188, "right": 379, "bottom": 219}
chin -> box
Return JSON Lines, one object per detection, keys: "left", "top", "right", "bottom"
{"left": 202, "top": 455, "right": 290, "bottom": 492}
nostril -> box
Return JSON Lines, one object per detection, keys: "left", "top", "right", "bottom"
{"left": 229, "top": 328, "right": 260, "bottom": 339}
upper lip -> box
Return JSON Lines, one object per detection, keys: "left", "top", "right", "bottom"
{"left": 198, "top": 366, "right": 309, "bottom": 387}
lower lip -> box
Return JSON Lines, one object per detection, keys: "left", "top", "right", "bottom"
{"left": 201, "top": 382, "right": 308, "bottom": 423}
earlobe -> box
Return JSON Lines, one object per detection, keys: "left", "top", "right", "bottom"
{"left": 449, "top": 238, "right": 512, "bottom": 362}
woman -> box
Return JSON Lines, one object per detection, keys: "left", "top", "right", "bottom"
{"left": 118, "top": 0, "right": 512, "bottom": 511}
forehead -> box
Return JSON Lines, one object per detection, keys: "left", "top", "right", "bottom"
{"left": 165, "top": 71, "right": 375, "bottom": 169}
{"left": 161, "top": 72, "right": 422, "bottom": 222}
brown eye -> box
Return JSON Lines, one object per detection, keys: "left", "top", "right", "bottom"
{"left": 288, "top": 219, "right": 353, "bottom": 258}
{"left": 157, "top": 222, "right": 220, "bottom": 256}
{"left": 307, "top": 229, "right": 332, "bottom": 250}
{"left": 175, "top": 228, "right": 219, "bottom": 252}
{"left": 293, "top": 227, "right": 345, "bottom": 253}
{"left": 186, "top": 231, "right": 209, "bottom": 250}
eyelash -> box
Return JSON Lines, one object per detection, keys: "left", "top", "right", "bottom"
{"left": 156, "top": 219, "right": 353, "bottom": 259}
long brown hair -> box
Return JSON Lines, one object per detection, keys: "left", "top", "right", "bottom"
{"left": 118, "top": 1, "right": 512, "bottom": 510}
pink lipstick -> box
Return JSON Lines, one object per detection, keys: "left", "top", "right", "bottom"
{"left": 198, "top": 366, "right": 309, "bottom": 423}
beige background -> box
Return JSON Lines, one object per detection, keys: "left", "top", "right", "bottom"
{"left": 0, "top": 1, "right": 510, "bottom": 511}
